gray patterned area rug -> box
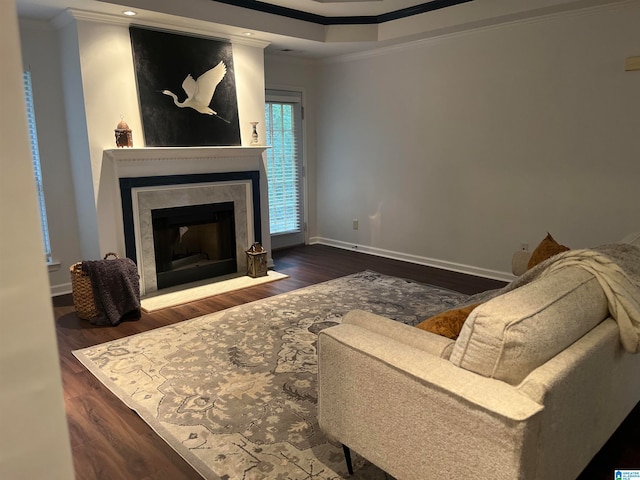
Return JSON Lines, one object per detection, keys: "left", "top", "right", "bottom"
{"left": 73, "top": 271, "right": 468, "bottom": 479}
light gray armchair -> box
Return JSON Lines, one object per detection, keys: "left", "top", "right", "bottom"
{"left": 318, "top": 261, "right": 640, "bottom": 479}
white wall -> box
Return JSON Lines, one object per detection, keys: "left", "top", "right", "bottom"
{"left": 57, "top": 15, "right": 101, "bottom": 264}
{"left": 313, "top": 2, "right": 640, "bottom": 278}
{"left": 65, "top": 17, "right": 267, "bottom": 257}
{"left": 0, "top": 2, "right": 74, "bottom": 478}
{"left": 19, "top": 19, "right": 83, "bottom": 294}
{"left": 20, "top": 13, "right": 268, "bottom": 293}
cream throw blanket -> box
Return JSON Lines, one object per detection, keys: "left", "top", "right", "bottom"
{"left": 469, "top": 244, "right": 640, "bottom": 353}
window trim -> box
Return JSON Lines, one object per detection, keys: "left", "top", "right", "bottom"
{"left": 265, "top": 89, "right": 305, "bottom": 248}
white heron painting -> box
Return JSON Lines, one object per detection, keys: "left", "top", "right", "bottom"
{"left": 161, "top": 61, "right": 229, "bottom": 120}
{"left": 130, "top": 27, "right": 241, "bottom": 147}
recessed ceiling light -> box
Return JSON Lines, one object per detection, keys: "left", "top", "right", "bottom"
{"left": 243, "top": 32, "right": 254, "bottom": 36}
{"left": 122, "top": 10, "right": 137, "bottom": 16}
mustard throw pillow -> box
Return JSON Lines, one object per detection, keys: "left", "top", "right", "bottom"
{"left": 527, "top": 232, "right": 570, "bottom": 269}
{"left": 416, "top": 303, "right": 481, "bottom": 340}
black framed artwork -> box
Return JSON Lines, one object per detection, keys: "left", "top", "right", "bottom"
{"left": 129, "top": 26, "right": 241, "bottom": 147}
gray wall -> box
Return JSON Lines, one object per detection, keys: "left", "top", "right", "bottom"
{"left": 306, "top": 2, "right": 639, "bottom": 278}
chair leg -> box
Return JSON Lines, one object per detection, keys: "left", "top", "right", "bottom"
{"left": 342, "top": 444, "right": 354, "bottom": 475}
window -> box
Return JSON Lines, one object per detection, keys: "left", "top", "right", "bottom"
{"left": 23, "top": 71, "right": 52, "bottom": 264}
{"left": 265, "top": 90, "right": 304, "bottom": 249}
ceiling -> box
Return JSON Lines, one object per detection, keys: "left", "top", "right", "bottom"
{"left": 15, "top": 0, "right": 627, "bottom": 58}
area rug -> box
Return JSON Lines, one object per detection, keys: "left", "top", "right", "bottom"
{"left": 73, "top": 271, "right": 468, "bottom": 479}
{"left": 141, "top": 271, "right": 289, "bottom": 312}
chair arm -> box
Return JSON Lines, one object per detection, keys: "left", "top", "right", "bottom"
{"left": 515, "top": 318, "right": 640, "bottom": 479}
{"left": 342, "top": 309, "right": 455, "bottom": 358}
{"left": 318, "top": 323, "right": 544, "bottom": 480}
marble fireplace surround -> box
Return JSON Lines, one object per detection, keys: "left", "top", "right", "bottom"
{"left": 101, "top": 147, "right": 271, "bottom": 296}
{"left": 124, "top": 175, "right": 258, "bottom": 295}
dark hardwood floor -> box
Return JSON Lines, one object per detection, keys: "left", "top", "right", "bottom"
{"left": 53, "top": 244, "right": 639, "bottom": 479}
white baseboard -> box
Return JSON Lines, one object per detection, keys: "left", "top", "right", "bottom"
{"left": 309, "top": 236, "right": 514, "bottom": 283}
{"left": 51, "top": 282, "right": 72, "bottom": 297}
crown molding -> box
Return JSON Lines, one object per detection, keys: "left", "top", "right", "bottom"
{"left": 52, "top": 8, "right": 270, "bottom": 49}
{"left": 323, "top": 0, "right": 635, "bottom": 64}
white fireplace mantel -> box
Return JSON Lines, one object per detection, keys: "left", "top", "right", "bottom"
{"left": 97, "top": 146, "right": 273, "bottom": 283}
{"left": 104, "top": 146, "right": 270, "bottom": 177}
{"left": 104, "top": 146, "right": 269, "bottom": 160}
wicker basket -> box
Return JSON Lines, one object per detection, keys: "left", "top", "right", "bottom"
{"left": 70, "top": 253, "right": 118, "bottom": 320}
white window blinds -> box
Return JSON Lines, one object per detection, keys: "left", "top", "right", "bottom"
{"left": 265, "top": 93, "right": 302, "bottom": 236}
{"left": 23, "top": 71, "right": 52, "bottom": 264}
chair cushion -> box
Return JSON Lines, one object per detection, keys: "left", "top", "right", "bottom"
{"left": 449, "top": 266, "right": 608, "bottom": 385}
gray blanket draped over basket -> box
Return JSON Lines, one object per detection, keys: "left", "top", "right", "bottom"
{"left": 82, "top": 257, "right": 141, "bottom": 325}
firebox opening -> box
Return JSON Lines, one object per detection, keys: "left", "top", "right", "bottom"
{"left": 151, "top": 202, "right": 236, "bottom": 290}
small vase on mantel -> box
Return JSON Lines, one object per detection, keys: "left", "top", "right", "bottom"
{"left": 250, "top": 122, "right": 259, "bottom": 145}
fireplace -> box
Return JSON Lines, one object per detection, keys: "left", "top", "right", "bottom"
{"left": 152, "top": 202, "right": 237, "bottom": 290}
{"left": 121, "top": 174, "right": 260, "bottom": 295}
{"left": 100, "top": 146, "right": 272, "bottom": 297}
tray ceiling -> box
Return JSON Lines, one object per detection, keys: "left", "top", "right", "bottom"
{"left": 15, "top": 0, "right": 628, "bottom": 58}
{"left": 211, "top": 0, "right": 471, "bottom": 24}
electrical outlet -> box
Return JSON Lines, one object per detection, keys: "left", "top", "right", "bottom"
{"left": 353, "top": 219, "right": 359, "bottom": 230}
{"left": 520, "top": 243, "right": 529, "bottom": 251}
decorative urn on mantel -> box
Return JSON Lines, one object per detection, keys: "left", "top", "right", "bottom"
{"left": 114, "top": 116, "right": 133, "bottom": 148}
